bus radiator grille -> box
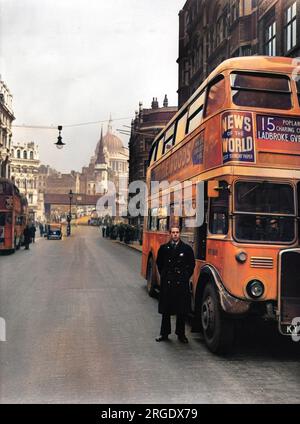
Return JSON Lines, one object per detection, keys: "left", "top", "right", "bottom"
{"left": 250, "top": 257, "right": 274, "bottom": 269}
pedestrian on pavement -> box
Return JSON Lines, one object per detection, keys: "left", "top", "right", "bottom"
{"left": 118, "top": 223, "right": 125, "bottom": 242}
{"left": 29, "top": 224, "right": 36, "bottom": 243}
{"left": 39, "top": 222, "right": 44, "bottom": 237}
{"left": 102, "top": 225, "right": 106, "bottom": 237}
{"left": 23, "top": 225, "right": 31, "bottom": 250}
{"left": 155, "top": 226, "right": 195, "bottom": 344}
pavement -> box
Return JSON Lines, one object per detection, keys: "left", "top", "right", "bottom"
{"left": 0, "top": 226, "right": 300, "bottom": 404}
{"left": 112, "top": 239, "right": 142, "bottom": 252}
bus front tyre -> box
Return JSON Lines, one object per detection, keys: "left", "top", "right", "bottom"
{"left": 201, "top": 282, "right": 234, "bottom": 354}
{"left": 147, "top": 257, "right": 156, "bottom": 298}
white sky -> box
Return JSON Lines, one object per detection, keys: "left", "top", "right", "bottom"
{"left": 0, "top": 0, "right": 185, "bottom": 172}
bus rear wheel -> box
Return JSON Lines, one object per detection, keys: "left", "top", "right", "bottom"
{"left": 147, "top": 257, "right": 156, "bottom": 297}
{"left": 201, "top": 282, "right": 234, "bottom": 354}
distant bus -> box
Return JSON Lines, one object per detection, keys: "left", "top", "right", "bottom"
{"left": 89, "top": 210, "right": 99, "bottom": 226}
{"left": 0, "top": 178, "right": 28, "bottom": 252}
{"left": 142, "top": 56, "right": 300, "bottom": 353}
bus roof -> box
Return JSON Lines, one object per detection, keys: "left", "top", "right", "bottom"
{"left": 0, "top": 178, "right": 14, "bottom": 186}
{"left": 0, "top": 178, "right": 20, "bottom": 195}
{"left": 209, "top": 56, "right": 297, "bottom": 78}
{"left": 150, "top": 56, "right": 298, "bottom": 151}
{"left": 183, "top": 56, "right": 297, "bottom": 113}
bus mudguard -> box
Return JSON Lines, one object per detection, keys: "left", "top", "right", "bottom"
{"left": 200, "top": 265, "right": 251, "bottom": 315}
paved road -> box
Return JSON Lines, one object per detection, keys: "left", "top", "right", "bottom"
{"left": 0, "top": 226, "right": 299, "bottom": 403}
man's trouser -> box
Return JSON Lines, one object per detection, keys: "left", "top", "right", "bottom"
{"left": 160, "top": 313, "right": 186, "bottom": 337}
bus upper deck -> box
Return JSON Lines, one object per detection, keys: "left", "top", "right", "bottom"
{"left": 148, "top": 56, "right": 300, "bottom": 180}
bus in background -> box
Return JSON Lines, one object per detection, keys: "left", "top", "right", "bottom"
{"left": 89, "top": 209, "right": 99, "bottom": 226}
{"left": 0, "top": 178, "right": 28, "bottom": 253}
{"left": 142, "top": 56, "right": 300, "bottom": 353}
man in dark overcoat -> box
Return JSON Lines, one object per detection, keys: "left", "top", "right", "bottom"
{"left": 29, "top": 224, "right": 36, "bottom": 243}
{"left": 39, "top": 222, "right": 44, "bottom": 237}
{"left": 23, "top": 225, "right": 31, "bottom": 250}
{"left": 156, "top": 226, "right": 195, "bottom": 343}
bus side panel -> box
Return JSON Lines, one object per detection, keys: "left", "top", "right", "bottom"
{"left": 191, "top": 259, "right": 206, "bottom": 298}
{"left": 141, "top": 232, "right": 149, "bottom": 279}
{"left": 141, "top": 230, "right": 169, "bottom": 280}
{"left": 3, "top": 223, "right": 13, "bottom": 250}
{"left": 206, "top": 239, "right": 278, "bottom": 301}
{"left": 203, "top": 116, "right": 222, "bottom": 170}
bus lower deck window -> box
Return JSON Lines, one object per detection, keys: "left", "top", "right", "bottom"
{"left": 0, "top": 213, "right": 6, "bottom": 226}
{"left": 235, "top": 215, "right": 295, "bottom": 243}
{"left": 234, "top": 181, "right": 295, "bottom": 243}
{"left": 209, "top": 181, "right": 229, "bottom": 235}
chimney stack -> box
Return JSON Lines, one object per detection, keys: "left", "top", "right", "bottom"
{"left": 151, "top": 97, "right": 159, "bottom": 109}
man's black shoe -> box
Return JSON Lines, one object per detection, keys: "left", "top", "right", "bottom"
{"left": 178, "top": 335, "right": 188, "bottom": 343}
{"left": 155, "top": 335, "right": 169, "bottom": 342}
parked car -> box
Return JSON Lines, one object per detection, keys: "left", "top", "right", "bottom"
{"left": 46, "top": 223, "right": 62, "bottom": 240}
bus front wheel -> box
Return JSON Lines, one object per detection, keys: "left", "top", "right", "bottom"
{"left": 146, "top": 257, "right": 156, "bottom": 297}
{"left": 201, "top": 282, "right": 234, "bottom": 354}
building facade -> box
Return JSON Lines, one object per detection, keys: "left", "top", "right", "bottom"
{"left": 44, "top": 193, "right": 100, "bottom": 222}
{"left": 129, "top": 96, "right": 177, "bottom": 185}
{"left": 257, "top": 0, "right": 299, "bottom": 57}
{"left": 37, "top": 164, "right": 58, "bottom": 194}
{"left": 10, "top": 141, "right": 44, "bottom": 220}
{"left": 0, "top": 80, "right": 15, "bottom": 178}
{"left": 178, "top": 0, "right": 300, "bottom": 106}
{"left": 80, "top": 118, "right": 129, "bottom": 213}
{"left": 44, "top": 170, "right": 81, "bottom": 195}
{"left": 128, "top": 96, "right": 177, "bottom": 228}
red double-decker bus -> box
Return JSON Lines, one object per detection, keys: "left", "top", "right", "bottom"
{"left": 0, "top": 178, "right": 28, "bottom": 253}
{"left": 142, "top": 56, "right": 300, "bottom": 353}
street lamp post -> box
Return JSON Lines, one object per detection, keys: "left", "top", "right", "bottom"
{"left": 67, "top": 189, "right": 73, "bottom": 236}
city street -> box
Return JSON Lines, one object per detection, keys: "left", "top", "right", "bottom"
{"left": 0, "top": 226, "right": 299, "bottom": 404}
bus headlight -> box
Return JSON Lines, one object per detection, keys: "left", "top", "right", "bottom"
{"left": 246, "top": 280, "right": 265, "bottom": 298}
{"left": 235, "top": 251, "right": 247, "bottom": 263}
